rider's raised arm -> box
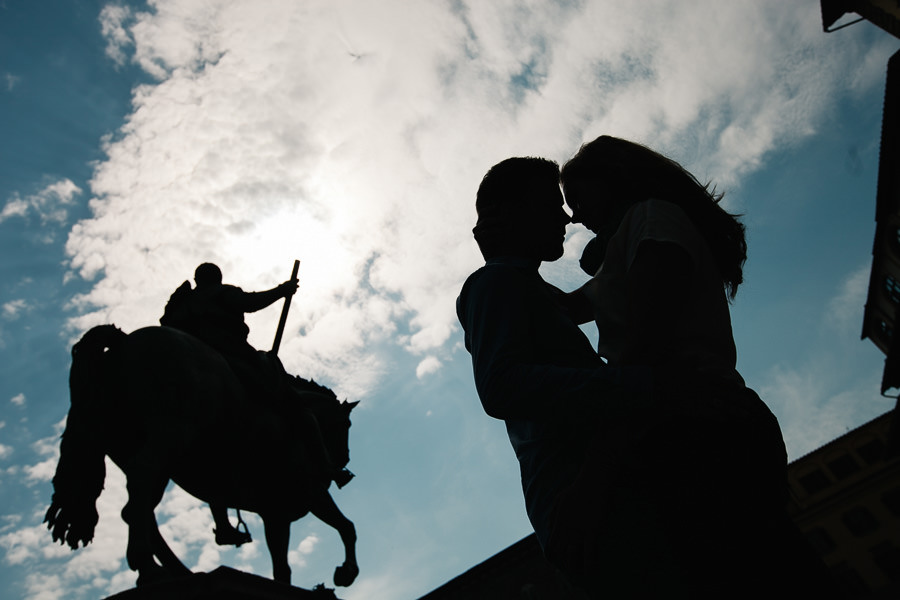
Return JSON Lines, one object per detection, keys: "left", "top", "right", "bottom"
{"left": 226, "top": 280, "right": 296, "bottom": 313}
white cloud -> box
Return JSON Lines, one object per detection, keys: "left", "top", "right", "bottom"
{"left": 0, "top": 444, "right": 12, "bottom": 460}
{"left": 32, "top": 426, "right": 63, "bottom": 457}
{"left": 1, "top": 522, "right": 51, "bottom": 565}
{"left": 4, "top": 73, "right": 20, "bottom": 91}
{"left": 0, "top": 178, "right": 82, "bottom": 229}
{"left": 297, "top": 534, "right": 318, "bottom": 555}
{"left": 0, "top": 198, "right": 27, "bottom": 220}
{"left": 99, "top": 5, "right": 135, "bottom": 67}
{"left": 194, "top": 542, "right": 221, "bottom": 573}
{"left": 827, "top": 263, "right": 870, "bottom": 335}
{"left": 2, "top": 299, "right": 28, "bottom": 320}
{"left": 288, "top": 533, "right": 319, "bottom": 569}
{"left": 24, "top": 458, "right": 56, "bottom": 483}
{"left": 0, "top": 514, "right": 22, "bottom": 534}
{"left": 156, "top": 485, "right": 216, "bottom": 566}
{"left": 10, "top": 393, "right": 25, "bottom": 407}
{"left": 415, "top": 356, "right": 441, "bottom": 379}
{"left": 21, "top": 573, "right": 65, "bottom": 600}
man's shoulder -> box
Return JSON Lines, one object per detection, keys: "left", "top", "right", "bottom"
{"left": 458, "top": 261, "right": 543, "bottom": 323}
{"left": 461, "top": 261, "right": 537, "bottom": 298}
{"left": 218, "top": 284, "right": 246, "bottom": 297}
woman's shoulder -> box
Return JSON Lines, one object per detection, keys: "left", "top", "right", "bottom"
{"left": 629, "top": 197, "right": 693, "bottom": 231}
{"left": 624, "top": 199, "right": 702, "bottom": 247}
{"left": 614, "top": 198, "right": 706, "bottom": 270}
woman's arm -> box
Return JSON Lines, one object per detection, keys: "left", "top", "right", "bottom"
{"left": 544, "top": 282, "right": 594, "bottom": 325}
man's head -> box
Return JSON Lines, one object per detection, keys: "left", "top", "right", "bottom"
{"left": 194, "top": 263, "right": 223, "bottom": 288}
{"left": 473, "top": 157, "right": 570, "bottom": 261}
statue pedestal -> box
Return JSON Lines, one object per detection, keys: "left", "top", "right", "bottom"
{"left": 104, "top": 567, "right": 342, "bottom": 600}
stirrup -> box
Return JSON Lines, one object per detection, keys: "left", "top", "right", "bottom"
{"left": 214, "top": 513, "right": 252, "bottom": 547}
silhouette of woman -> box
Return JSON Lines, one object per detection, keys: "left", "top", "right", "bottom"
{"left": 549, "top": 136, "right": 839, "bottom": 598}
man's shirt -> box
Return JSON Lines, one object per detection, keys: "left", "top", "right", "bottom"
{"left": 457, "top": 256, "right": 647, "bottom": 547}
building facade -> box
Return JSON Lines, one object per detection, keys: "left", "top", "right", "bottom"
{"left": 787, "top": 411, "right": 900, "bottom": 598}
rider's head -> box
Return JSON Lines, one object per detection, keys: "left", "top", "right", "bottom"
{"left": 194, "top": 263, "right": 223, "bottom": 288}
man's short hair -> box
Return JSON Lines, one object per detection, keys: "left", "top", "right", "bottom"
{"left": 194, "top": 263, "right": 223, "bottom": 287}
{"left": 473, "top": 157, "right": 559, "bottom": 259}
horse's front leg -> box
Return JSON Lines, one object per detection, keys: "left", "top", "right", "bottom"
{"left": 263, "top": 515, "right": 292, "bottom": 584}
{"left": 309, "top": 490, "right": 358, "bottom": 587}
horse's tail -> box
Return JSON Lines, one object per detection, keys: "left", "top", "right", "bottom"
{"left": 45, "top": 324, "right": 126, "bottom": 550}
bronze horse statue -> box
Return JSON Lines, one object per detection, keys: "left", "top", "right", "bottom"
{"left": 45, "top": 325, "right": 359, "bottom": 588}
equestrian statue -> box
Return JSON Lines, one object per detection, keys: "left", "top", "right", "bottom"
{"left": 44, "top": 261, "right": 359, "bottom": 588}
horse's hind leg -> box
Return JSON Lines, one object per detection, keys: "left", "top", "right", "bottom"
{"left": 150, "top": 514, "right": 191, "bottom": 576}
{"left": 122, "top": 471, "right": 188, "bottom": 585}
{"left": 263, "top": 515, "right": 292, "bottom": 584}
{"left": 309, "top": 491, "right": 358, "bottom": 587}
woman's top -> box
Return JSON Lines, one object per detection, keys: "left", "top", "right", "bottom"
{"left": 579, "top": 198, "right": 744, "bottom": 387}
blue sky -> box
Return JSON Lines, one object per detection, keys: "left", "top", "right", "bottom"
{"left": 1, "top": 1, "right": 898, "bottom": 599}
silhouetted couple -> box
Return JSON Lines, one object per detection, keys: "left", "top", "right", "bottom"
{"left": 458, "top": 136, "right": 839, "bottom": 598}
{"left": 161, "top": 263, "right": 353, "bottom": 546}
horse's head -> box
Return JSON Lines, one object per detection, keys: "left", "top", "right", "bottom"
{"left": 318, "top": 399, "right": 358, "bottom": 469}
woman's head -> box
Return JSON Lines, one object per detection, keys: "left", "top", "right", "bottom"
{"left": 561, "top": 136, "right": 702, "bottom": 229}
{"left": 561, "top": 135, "right": 747, "bottom": 299}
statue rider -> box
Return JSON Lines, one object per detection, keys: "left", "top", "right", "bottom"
{"left": 160, "top": 262, "right": 353, "bottom": 547}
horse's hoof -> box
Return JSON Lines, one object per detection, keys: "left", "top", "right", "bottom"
{"left": 333, "top": 563, "right": 359, "bottom": 587}
{"left": 334, "top": 469, "right": 354, "bottom": 489}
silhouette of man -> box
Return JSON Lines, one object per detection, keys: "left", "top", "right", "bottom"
{"left": 456, "top": 157, "right": 652, "bottom": 592}
{"left": 161, "top": 263, "right": 352, "bottom": 546}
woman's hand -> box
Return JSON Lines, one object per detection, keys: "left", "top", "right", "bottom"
{"left": 545, "top": 283, "right": 594, "bottom": 325}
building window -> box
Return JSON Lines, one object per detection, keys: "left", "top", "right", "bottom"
{"left": 842, "top": 506, "right": 879, "bottom": 537}
{"left": 885, "top": 275, "right": 900, "bottom": 304}
{"left": 856, "top": 438, "right": 885, "bottom": 465}
{"left": 830, "top": 561, "right": 870, "bottom": 597}
{"left": 871, "top": 541, "right": 900, "bottom": 583}
{"left": 798, "top": 469, "right": 831, "bottom": 495}
{"left": 805, "top": 527, "right": 836, "bottom": 556}
{"left": 879, "top": 319, "right": 894, "bottom": 341}
{"left": 827, "top": 454, "right": 861, "bottom": 480}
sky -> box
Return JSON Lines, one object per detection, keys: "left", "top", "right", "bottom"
{"left": 0, "top": 1, "right": 898, "bottom": 599}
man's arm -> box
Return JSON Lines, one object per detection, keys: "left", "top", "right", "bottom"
{"left": 228, "top": 279, "right": 298, "bottom": 313}
{"left": 460, "top": 266, "right": 648, "bottom": 421}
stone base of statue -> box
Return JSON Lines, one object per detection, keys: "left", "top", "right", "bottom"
{"left": 104, "top": 567, "right": 343, "bottom": 600}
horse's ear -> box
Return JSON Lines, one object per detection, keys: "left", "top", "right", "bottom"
{"left": 342, "top": 400, "right": 359, "bottom": 412}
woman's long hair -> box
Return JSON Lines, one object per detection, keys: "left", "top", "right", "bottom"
{"left": 561, "top": 135, "right": 747, "bottom": 299}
